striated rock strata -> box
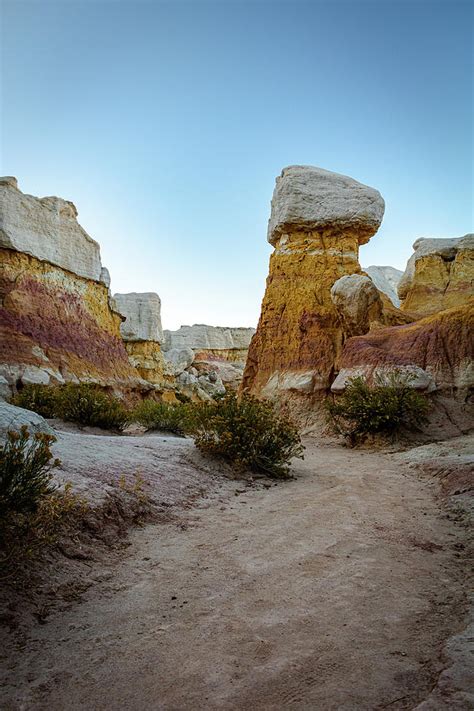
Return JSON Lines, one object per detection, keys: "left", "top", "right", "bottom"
{"left": 0, "top": 178, "right": 140, "bottom": 394}
{"left": 334, "top": 301, "right": 474, "bottom": 399}
{"left": 242, "top": 165, "right": 385, "bottom": 402}
{"left": 398, "top": 235, "right": 474, "bottom": 318}
{"left": 113, "top": 292, "right": 170, "bottom": 386}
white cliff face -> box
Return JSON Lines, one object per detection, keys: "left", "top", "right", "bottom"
{"left": 113, "top": 292, "right": 164, "bottom": 343}
{"left": 162, "top": 325, "right": 255, "bottom": 352}
{"left": 267, "top": 165, "right": 385, "bottom": 246}
{"left": 0, "top": 176, "right": 106, "bottom": 283}
{"left": 364, "top": 265, "right": 403, "bottom": 307}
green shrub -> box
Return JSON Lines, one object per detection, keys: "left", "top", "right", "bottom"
{"left": 0, "top": 426, "right": 60, "bottom": 517}
{"left": 12, "top": 384, "right": 58, "bottom": 418}
{"left": 189, "top": 392, "right": 304, "bottom": 479}
{"left": 132, "top": 400, "right": 189, "bottom": 435}
{"left": 325, "top": 370, "right": 430, "bottom": 445}
{"left": 54, "top": 383, "right": 129, "bottom": 430}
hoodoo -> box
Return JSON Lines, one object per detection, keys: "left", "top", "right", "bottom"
{"left": 241, "top": 165, "right": 385, "bottom": 411}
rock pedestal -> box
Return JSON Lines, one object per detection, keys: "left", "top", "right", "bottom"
{"left": 241, "top": 165, "right": 385, "bottom": 402}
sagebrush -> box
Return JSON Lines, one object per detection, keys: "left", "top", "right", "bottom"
{"left": 132, "top": 400, "right": 190, "bottom": 435}
{"left": 189, "top": 392, "right": 304, "bottom": 479}
{"left": 325, "top": 370, "right": 430, "bottom": 444}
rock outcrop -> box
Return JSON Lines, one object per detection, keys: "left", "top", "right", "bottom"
{"left": 0, "top": 178, "right": 140, "bottom": 394}
{"left": 242, "top": 165, "right": 385, "bottom": 402}
{"left": 334, "top": 301, "right": 474, "bottom": 399}
{"left": 363, "top": 265, "right": 403, "bottom": 307}
{"left": 330, "top": 274, "right": 384, "bottom": 337}
{"left": 398, "top": 235, "right": 474, "bottom": 318}
{"left": 0, "top": 401, "right": 55, "bottom": 440}
{"left": 163, "top": 324, "right": 255, "bottom": 393}
{"left": 163, "top": 325, "right": 255, "bottom": 364}
{"left": 113, "top": 292, "right": 169, "bottom": 386}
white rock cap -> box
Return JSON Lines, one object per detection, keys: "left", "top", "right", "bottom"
{"left": 0, "top": 176, "right": 104, "bottom": 282}
{"left": 113, "top": 292, "right": 163, "bottom": 343}
{"left": 363, "top": 265, "right": 403, "bottom": 307}
{"left": 162, "top": 324, "right": 255, "bottom": 352}
{"left": 267, "top": 165, "right": 385, "bottom": 246}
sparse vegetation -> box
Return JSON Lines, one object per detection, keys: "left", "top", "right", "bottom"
{"left": 0, "top": 426, "right": 86, "bottom": 577}
{"left": 132, "top": 400, "right": 189, "bottom": 435}
{"left": 325, "top": 370, "right": 430, "bottom": 445}
{"left": 13, "top": 383, "right": 130, "bottom": 431}
{"left": 189, "top": 392, "right": 304, "bottom": 479}
{"left": 0, "top": 426, "right": 60, "bottom": 517}
{"left": 12, "top": 384, "right": 58, "bottom": 418}
{"left": 54, "top": 383, "right": 130, "bottom": 430}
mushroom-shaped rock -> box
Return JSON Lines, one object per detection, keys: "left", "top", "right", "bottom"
{"left": 399, "top": 234, "right": 474, "bottom": 317}
{"left": 331, "top": 274, "right": 383, "bottom": 337}
{"left": 113, "top": 292, "right": 163, "bottom": 343}
{"left": 242, "top": 165, "right": 385, "bottom": 410}
{"left": 267, "top": 165, "right": 385, "bottom": 246}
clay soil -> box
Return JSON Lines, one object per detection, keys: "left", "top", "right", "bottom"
{"left": 1, "top": 434, "right": 472, "bottom": 710}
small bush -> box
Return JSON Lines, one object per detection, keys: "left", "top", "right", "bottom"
{"left": 12, "top": 384, "right": 58, "bottom": 418}
{"left": 0, "top": 426, "right": 60, "bottom": 517}
{"left": 325, "top": 370, "right": 430, "bottom": 445}
{"left": 54, "top": 383, "right": 129, "bottom": 430}
{"left": 132, "top": 400, "right": 189, "bottom": 435}
{"left": 189, "top": 392, "right": 304, "bottom": 479}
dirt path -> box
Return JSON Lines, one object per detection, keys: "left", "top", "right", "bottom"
{"left": 2, "top": 438, "right": 470, "bottom": 710}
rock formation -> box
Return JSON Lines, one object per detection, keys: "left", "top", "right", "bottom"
{"left": 363, "top": 265, "right": 403, "bottom": 307}
{"left": 398, "top": 235, "right": 474, "bottom": 318}
{"left": 330, "top": 274, "right": 384, "bottom": 337}
{"left": 334, "top": 301, "right": 473, "bottom": 399}
{"left": 241, "top": 165, "right": 385, "bottom": 402}
{"left": 113, "top": 292, "right": 170, "bottom": 386}
{"left": 0, "top": 177, "right": 140, "bottom": 395}
{"left": 163, "top": 324, "right": 255, "bottom": 392}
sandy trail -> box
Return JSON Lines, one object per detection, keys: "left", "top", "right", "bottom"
{"left": 2, "top": 437, "right": 470, "bottom": 710}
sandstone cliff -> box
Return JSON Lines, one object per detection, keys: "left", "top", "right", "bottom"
{"left": 241, "top": 165, "right": 385, "bottom": 401}
{"left": 0, "top": 178, "right": 140, "bottom": 395}
{"left": 113, "top": 292, "right": 170, "bottom": 387}
{"left": 398, "top": 235, "right": 474, "bottom": 318}
{"left": 334, "top": 301, "right": 474, "bottom": 399}
{"left": 163, "top": 324, "right": 255, "bottom": 394}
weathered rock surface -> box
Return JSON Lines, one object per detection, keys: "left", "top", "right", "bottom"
{"left": 337, "top": 301, "right": 474, "bottom": 398}
{"left": 163, "top": 325, "right": 254, "bottom": 361}
{"left": 113, "top": 292, "right": 163, "bottom": 343}
{"left": 0, "top": 179, "right": 141, "bottom": 389}
{"left": 242, "top": 165, "right": 385, "bottom": 404}
{"left": 0, "top": 176, "right": 105, "bottom": 283}
{"left": 330, "top": 274, "right": 384, "bottom": 337}
{"left": 267, "top": 165, "right": 385, "bottom": 245}
{"left": 0, "top": 401, "right": 54, "bottom": 441}
{"left": 398, "top": 234, "right": 474, "bottom": 318}
{"left": 363, "top": 265, "right": 403, "bottom": 307}
{"left": 163, "top": 347, "right": 195, "bottom": 376}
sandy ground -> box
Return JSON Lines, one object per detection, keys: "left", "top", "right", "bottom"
{"left": 1, "top": 434, "right": 472, "bottom": 710}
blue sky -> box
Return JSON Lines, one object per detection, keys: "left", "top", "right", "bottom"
{"left": 1, "top": 0, "right": 472, "bottom": 329}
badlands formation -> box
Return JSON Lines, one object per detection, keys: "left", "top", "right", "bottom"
{"left": 242, "top": 165, "right": 473, "bottom": 427}
{"left": 0, "top": 177, "right": 254, "bottom": 402}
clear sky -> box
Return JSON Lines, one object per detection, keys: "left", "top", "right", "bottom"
{"left": 1, "top": 0, "right": 472, "bottom": 330}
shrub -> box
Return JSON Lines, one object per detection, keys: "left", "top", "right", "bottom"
{"left": 189, "top": 392, "right": 304, "bottom": 479}
{"left": 12, "top": 384, "right": 58, "bottom": 418}
{"left": 54, "top": 383, "right": 129, "bottom": 430}
{"left": 325, "top": 370, "right": 430, "bottom": 445}
{"left": 0, "top": 426, "right": 60, "bottom": 517}
{"left": 132, "top": 400, "right": 189, "bottom": 435}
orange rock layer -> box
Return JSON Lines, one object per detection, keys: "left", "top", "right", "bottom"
{"left": 339, "top": 301, "right": 474, "bottom": 395}
{"left": 0, "top": 248, "right": 139, "bottom": 385}
{"left": 242, "top": 229, "right": 362, "bottom": 396}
